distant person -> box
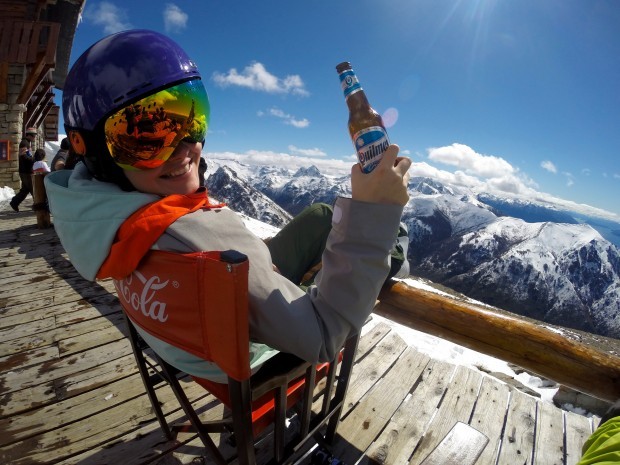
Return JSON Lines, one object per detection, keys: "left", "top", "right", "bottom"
{"left": 9, "top": 127, "right": 37, "bottom": 212}
{"left": 63, "top": 146, "right": 80, "bottom": 170}
{"left": 45, "top": 29, "right": 411, "bottom": 382}
{"left": 32, "top": 149, "right": 51, "bottom": 173}
{"left": 51, "top": 138, "right": 70, "bottom": 171}
{"left": 198, "top": 156, "right": 207, "bottom": 187}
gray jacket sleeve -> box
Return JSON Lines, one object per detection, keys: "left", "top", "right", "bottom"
{"left": 157, "top": 197, "right": 403, "bottom": 363}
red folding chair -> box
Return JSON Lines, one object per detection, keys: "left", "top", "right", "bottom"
{"left": 114, "top": 249, "right": 359, "bottom": 465}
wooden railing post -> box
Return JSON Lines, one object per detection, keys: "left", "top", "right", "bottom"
{"left": 31, "top": 172, "right": 50, "bottom": 228}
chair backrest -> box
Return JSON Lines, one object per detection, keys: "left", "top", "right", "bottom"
{"left": 113, "top": 249, "right": 252, "bottom": 381}
{"left": 116, "top": 248, "right": 360, "bottom": 465}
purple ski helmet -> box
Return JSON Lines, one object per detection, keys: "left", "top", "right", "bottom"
{"left": 62, "top": 30, "right": 207, "bottom": 188}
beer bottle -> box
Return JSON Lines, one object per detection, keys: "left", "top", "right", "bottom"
{"left": 336, "top": 61, "right": 390, "bottom": 173}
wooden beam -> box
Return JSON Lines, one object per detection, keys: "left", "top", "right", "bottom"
{"left": 0, "top": 21, "right": 15, "bottom": 62}
{"left": 25, "top": 91, "right": 54, "bottom": 128}
{"left": 43, "top": 104, "right": 60, "bottom": 140}
{"left": 18, "top": 22, "right": 36, "bottom": 63}
{"left": 1, "top": 21, "right": 60, "bottom": 65}
{"left": 0, "top": 3, "right": 28, "bottom": 19}
{"left": 32, "top": 102, "right": 55, "bottom": 129}
{"left": 0, "top": 61, "right": 8, "bottom": 103}
{"left": 377, "top": 280, "right": 620, "bottom": 403}
{"left": 24, "top": 81, "right": 53, "bottom": 123}
{"left": 34, "top": 81, "right": 54, "bottom": 101}
{"left": 8, "top": 20, "right": 25, "bottom": 62}
{"left": 17, "top": 52, "right": 52, "bottom": 104}
{"left": 44, "top": 20, "right": 60, "bottom": 64}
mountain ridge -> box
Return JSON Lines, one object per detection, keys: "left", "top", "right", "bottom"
{"left": 204, "top": 158, "right": 620, "bottom": 339}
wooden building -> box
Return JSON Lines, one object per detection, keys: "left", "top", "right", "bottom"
{"left": 0, "top": 0, "right": 85, "bottom": 190}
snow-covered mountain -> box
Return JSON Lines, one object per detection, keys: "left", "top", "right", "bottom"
{"left": 205, "top": 164, "right": 292, "bottom": 227}
{"left": 477, "top": 192, "right": 620, "bottom": 248}
{"left": 477, "top": 192, "right": 580, "bottom": 225}
{"left": 255, "top": 165, "right": 351, "bottom": 216}
{"left": 203, "top": 159, "right": 620, "bottom": 339}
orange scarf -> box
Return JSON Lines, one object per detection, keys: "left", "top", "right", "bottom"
{"left": 97, "top": 189, "right": 224, "bottom": 279}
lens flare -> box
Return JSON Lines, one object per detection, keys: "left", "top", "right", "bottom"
{"left": 382, "top": 107, "right": 399, "bottom": 128}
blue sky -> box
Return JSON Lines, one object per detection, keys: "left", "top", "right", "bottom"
{"left": 61, "top": 0, "right": 620, "bottom": 219}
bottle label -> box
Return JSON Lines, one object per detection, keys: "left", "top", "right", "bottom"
{"left": 353, "top": 126, "right": 390, "bottom": 173}
{"left": 339, "top": 70, "right": 362, "bottom": 99}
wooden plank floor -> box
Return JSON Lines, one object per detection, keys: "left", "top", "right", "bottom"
{"left": 0, "top": 203, "right": 599, "bottom": 465}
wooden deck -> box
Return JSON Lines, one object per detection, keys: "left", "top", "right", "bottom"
{"left": 0, "top": 203, "right": 600, "bottom": 465}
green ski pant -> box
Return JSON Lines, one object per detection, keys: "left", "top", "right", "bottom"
{"left": 266, "top": 203, "right": 333, "bottom": 285}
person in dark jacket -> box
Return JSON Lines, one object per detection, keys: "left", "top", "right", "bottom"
{"left": 51, "top": 137, "right": 70, "bottom": 171}
{"left": 9, "top": 127, "right": 37, "bottom": 212}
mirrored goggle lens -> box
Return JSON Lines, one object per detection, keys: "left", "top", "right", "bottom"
{"left": 104, "top": 80, "right": 209, "bottom": 170}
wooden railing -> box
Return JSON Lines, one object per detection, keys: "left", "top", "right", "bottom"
{"left": 377, "top": 280, "right": 620, "bottom": 403}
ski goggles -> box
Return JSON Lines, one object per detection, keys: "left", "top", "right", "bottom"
{"left": 104, "top": 79, "right": 210, "bottom": 170}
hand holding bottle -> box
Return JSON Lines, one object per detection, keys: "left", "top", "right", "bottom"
{"left": 336, "top": 62, "right": 390, "bottom": 173}
{"left": 336, "top": 62, "right": 411, "bottom": 205}
{"left": 351, "top": 144, "right": 411, "bottom": 206}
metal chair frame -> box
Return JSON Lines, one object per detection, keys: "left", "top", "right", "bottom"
{"left": 118, "top": 250, "right": 359, "bottom": 465}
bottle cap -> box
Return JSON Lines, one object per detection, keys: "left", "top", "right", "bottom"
{"left": 336, "top": 62, "right": 352, "bottom": 73}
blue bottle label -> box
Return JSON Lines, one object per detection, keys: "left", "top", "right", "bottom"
{"left": 353, "top": 126, "right": 390, "bottom": 173}
{"left": 339, "top": 70, "right": 362, "bottom": 99}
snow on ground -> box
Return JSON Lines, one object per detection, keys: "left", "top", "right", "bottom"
{"left": 380, "top": 309, "right": 598, "bottom": 417}
{"left": 1, "top": 186, "right": 14, "bottom": 209}
{"left": 239, "top": 212, "right": 280, "bottom": 239}
{"left": 1, "top": 186, "right": 14, "bottom": 199}
{"left": 372, "top": 299, "right": 560, "bottom": 405}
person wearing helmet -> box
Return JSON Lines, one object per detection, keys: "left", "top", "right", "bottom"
{"left": 9, "top": 127, "right": 38, "bottom": 212}
{"left": 45, "top": 30, "right": 411, "bottom": 382}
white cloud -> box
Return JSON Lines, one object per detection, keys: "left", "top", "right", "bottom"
{"left": 288, "top": 145, "right": 326, "bottom": 157}
{"left": 409, "top": 162, "right": 485, "bottom": 190}
{"left": 202, "top": 141, "right": 620, "bottom": 222}
{"left": 85, "top": 1, "right": 132, "bottom": 34}
{"left": 581, "top": 168, "right": 591, "bottom": 176}
{"left": 428, "top": 143, "right": 514, "bottom": 178}
{"left": 212, "top": 62, "right": 309, "bottom": 96}
{"left": 425, "top": 143, "right": 538, "bottom": 195}
{"left": 163, "top": 4, "right": 188, "bottom": 33}
{"left": 486, "top": 174, "right": 532, "bottom": 195}
{"left": 259, "top": 107, "right": 309, "bottom": 128}
{"left": 563, "top": 172, "right": 575, "bottom": 187}
{"left": 205, "top": 150, "right": 351, "bottom": 176}
{"left": 541, "top": 160, "right": 557, "bottom": 174}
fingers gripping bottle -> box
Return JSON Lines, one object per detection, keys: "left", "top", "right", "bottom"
{"left": 336, "top": 61, "right": 390, "bottom": 173}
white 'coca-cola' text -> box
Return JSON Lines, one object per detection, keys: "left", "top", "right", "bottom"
{"left": 116, "top": 271, "right": 170, "bottom": 322}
